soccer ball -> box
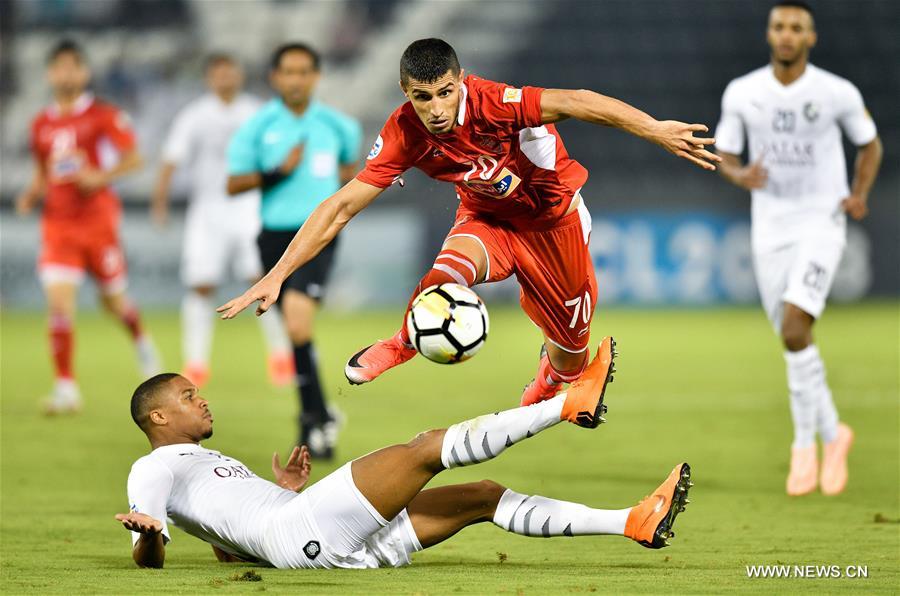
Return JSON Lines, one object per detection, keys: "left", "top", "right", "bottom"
{"left": 406, "top": 284, "right": 489, "bottom": 364}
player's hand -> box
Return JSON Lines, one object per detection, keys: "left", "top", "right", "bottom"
{"left": 650, "top": 121, "right": 721, "bottom": 171}
{"left": 736, "top": 158, "right": 768, "bottom": 190}
{"left": 14, "top": 191, "right": 38, "bottom": 216}
{"left": 74, "top": 167, "right": 110, "bottom": 193}
{"left": 841, "top": 194, "right": 869, "bottom": 221}
{"left": 115, "top": 512, "right": 163, "bottom": 535}
{"left": 280, "top": 144, "right": 304, "bottom": 174}
{"left": 217, "top": 273, "right": 282, "bottom": 319}
{"left": 272, "top": 445, "right": 312, "bottom": 492}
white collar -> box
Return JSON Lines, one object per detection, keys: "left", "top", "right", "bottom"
{"left": 456, "top": 82, "right": 469, "bottom": 126}
{"left": 49, "top": 92, "right": 94, "bottom": 119}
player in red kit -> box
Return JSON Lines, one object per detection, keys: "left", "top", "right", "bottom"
{"left": 15, "top": 40, "right": 161, "bottom": 414}
{"left": 219, "top": 38, "right": 720, "bottom": 405}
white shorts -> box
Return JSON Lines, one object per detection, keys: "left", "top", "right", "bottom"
{"left": 263, "top": 463, "right": 422, "bottom": 569}
{"left": 753, "top": 236, "right": 845, "bottom": 331}
{"left": 181, "top": 198, "right": 262, "bottom": 287}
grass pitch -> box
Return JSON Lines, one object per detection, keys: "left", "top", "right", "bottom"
{"left": 1, "top": 303, "right": 898, "bottom": 594}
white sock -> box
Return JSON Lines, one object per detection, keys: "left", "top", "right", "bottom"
{"left": 805, "top": 344, "right": 839, "bottom": 444}
{"left": 440, "top": 395, "right": 564, "bottom": 469}
{"left": 784, "top": 346, "right": 821, "bottom": 449}
{"left": 256, "top": 303, "right": 291, "bottom": 355}
{"left": 182, "top": 292, "right": 213, "bottom": 367}
{"left": 493, "top": 489, "right": 630, "bottom": 537}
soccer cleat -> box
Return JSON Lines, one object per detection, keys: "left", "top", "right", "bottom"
{"left": 267, "top": 352, "right": 295, "bottom": 388}
{"left": 820, "top": 423, "right": 854, "bottom": 496}
{"left": 182, "top": 363, "right": 210, "bottom": 388}
{"left": 624, "top": 463, "right": 692, "bottom": 549}
{"left": 520, "top": 345, "right": 563, "bottom": 407}
{"left": 560, "top": 336, "right": 616, "bottom": 429}
{"left": 43, "top": 378, "right": 83, "bottom": 416}
{"left": 786, "top": 444, "right": 818, "bottom": 496}
{"left": 344, "top": 331, "right": 416, "bottom": 385}
{"left": 136, "top": 335, "right": 162, "bottom": 379}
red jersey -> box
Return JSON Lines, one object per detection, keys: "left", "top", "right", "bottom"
{"left": 30, "top": 93, "right": 136, "bottom": 221}
{"left": 357, "top": 75, "right": 589, "bottom": 230}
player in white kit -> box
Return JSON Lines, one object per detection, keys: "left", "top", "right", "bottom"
{"left": 152, "top": 54, "right": 293, "bottom": 387}
{"left": 715, "top": 1, "right": 883, "bottom": 496}
{"left": 116, "top": 348, "right": 694, "bottom": 569}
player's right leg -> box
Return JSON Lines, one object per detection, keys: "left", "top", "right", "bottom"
{"left": 344, "top": 215, "right": 513, "bottom": 385}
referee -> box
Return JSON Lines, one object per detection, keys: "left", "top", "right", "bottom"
{"left": 227, "top": 42, "right": 362, "bottom": 459}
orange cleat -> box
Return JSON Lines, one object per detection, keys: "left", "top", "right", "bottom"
{"left": 786, "top": 444, "right": 818, "bottom": 496}
{"left": 560, "top": 336, "right": 616, "bottom": 428}
{"left": 344, "top": 331, "right": 417, "bottom": 385}
{"left": 625, "top": 463, "right": 692, "bottom": 549}
{"left": 267, "top": 352, "right": 295, "bottom": 387}
{"left": 820, "top": 423, "right": 854, "bottom": 496}
{"left": 182, "top": 363, "right": 210, "bottom": 388}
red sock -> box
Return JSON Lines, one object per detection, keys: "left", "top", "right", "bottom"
{"left": 398, "top": 249, "right": 478, "bottom": 345}
{"left": 120, "top": 304, "right": 144, "bottom": 340}
{"left": 49, "top": 313, "right": 74, "bottom": 380}
{"left": 539, "top": 350, "right": 588, "bottom": 387}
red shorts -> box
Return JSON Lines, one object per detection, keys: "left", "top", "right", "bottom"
{"left": 39, "top": 210, "right": 128, "bottom": 293}
{"left": 446, "top": 200, "right": 597, "bottom": 353}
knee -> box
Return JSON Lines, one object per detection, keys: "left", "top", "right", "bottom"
{"left": 407, "top": 429, "right": 445, "bottom": 473}
{"left": 472, "top": 480, "right": 506, "bottom": 521}
{"left": 781, "top": 319, "right": 811, "bottom": 351}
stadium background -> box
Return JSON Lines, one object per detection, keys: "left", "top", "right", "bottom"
{"left": 1, "top": 0, "right": 897, "bottom": 308}
{"left": 0, "top": 1, "right": 898, "bottom": 593}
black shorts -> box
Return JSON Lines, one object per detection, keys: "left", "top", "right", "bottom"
{"left": 257, "top": 229, "right": 339, "bottom": 302}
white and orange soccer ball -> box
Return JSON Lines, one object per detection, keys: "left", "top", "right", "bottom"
{"left": 406, "top": 283, "right": 489, "bottom": 364}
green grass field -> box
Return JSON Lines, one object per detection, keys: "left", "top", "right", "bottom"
{"left": 1, "top": 303, "right": 898, "bottom": 594}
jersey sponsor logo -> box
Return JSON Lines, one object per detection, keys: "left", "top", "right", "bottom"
{"left": 263, "top": 131, "right": 281, "bottom": 144}
{"left": 213, "top": 464, "right": 255, "bottom": 479}
{"left": 461, "top": 166, "right": 521, "bottom": 199}
{"left": 367, "top": 134, "right": 384, "bottom": 160}
{"left": 303, "top": 540, "right": 321, "bottom": 559}
{"left": 803, "top": 102, "right": 819, "bottom": 123}
{"left": 755, "top": 139, "right": 814, "bottom": 167}
{"left": 502, "top": 88, "right": 522, "bottom": 103}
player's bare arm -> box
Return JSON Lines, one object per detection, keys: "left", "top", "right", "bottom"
{"left": 15, "top": 160, "right": 47, "bottom": 216}
{"left": 842, "top": 136, "right": 883, "bottom": 221}
{"left": 716, "top": 151, "right": 768, "bottom": 191}
{"left": 114, "top": 511, "right": 165, "bottom": 568}
{"left": 218, "top": 178, "right": 384, "bottom": 318}
{"left": 75, "top": 148, "right": 143, "bottom": 193}
{"left": 150, "top": 161, "right": 177, "bottom": 226}
{"left": 226, "top": 144, "right": 303, "bottom": 195}
{"left": 539, "top": 89, "right": 721, "bottom": 171}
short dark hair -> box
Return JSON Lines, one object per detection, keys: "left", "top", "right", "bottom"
{"left": 204, "top": 52, "right": 237, "bottom": 72}
{"left": 400, "top": 38, "right": 460, "bottom": 86}
{"left": 772, "top": 0, "right": 815, "bottom": 19}
{"left": 270, "top": 42, "right": 320, "bottom": 71}
{"left": 131, "top": 373, "right": 180, "bottom": 431}
{"left": 47, "top": 39, "right": 85, "bottom": 65}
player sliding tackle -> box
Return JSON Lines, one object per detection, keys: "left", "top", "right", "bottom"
{"left": 116, "top": 338, "right": 692, "bottom": 569}
{"left": 219, "top": 38, "right": 720, "bottom": 406}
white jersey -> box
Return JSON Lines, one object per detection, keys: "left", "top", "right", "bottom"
{"left": 715, "top": 64, "right": 877, "bottom": 250}
{"left": 126, "top": 443, "right": 297, "bottom": 562}
{"left": 163, "top": 93, "right": 262, "bottom": 204}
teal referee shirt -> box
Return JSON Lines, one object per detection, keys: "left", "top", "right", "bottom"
{"left": 227, "top": 98, "right": 362, "bottom": 231}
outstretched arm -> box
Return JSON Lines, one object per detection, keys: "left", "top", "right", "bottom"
{"left": 218, "top": 178, "right": 384, "bottom": 318}
{"left": 540, "top": 89, "right": 721, "bottom": 170}
{"left": 115, "top": 512, "right": 166, "bottom": 568}
{"left": 716, "top": 151, "right": 768, "bottom": 191}
{"left": 842, "top": 136, "right": 883, "bottom": 220}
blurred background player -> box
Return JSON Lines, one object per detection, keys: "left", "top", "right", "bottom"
{"left": 715, "top": 0, "right": 883, "bottom": 496}
{"left": 151, "top": 53, "right": 293, "bottom": 388}
{"left": 219, "top": 38, "right": 720, "bottom": 407}
{"left": 226, "top": 43, "right": 363, "bottom": 459}
{"left": 15, "top": 39, "right": 161, "bottom": 415}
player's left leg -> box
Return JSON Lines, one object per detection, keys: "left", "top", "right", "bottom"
{"left": 780, "top": 239, "right": 853, "bottom": 496}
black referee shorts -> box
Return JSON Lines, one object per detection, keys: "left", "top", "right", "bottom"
{"left": 257, "top": 229, "right": 339, "bottom": 302}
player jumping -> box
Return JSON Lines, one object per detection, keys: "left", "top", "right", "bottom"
{"left": 117, "top": 340, "right": 692, "bottom": 569}
{"left": 15, "top": 40, "right": 161, "bottom": 414}
{"left": 714, "top": 0, "right": 882, "bottom": 496}
{"left": 219, "top": 38, "right": 720, "bottom": 406}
